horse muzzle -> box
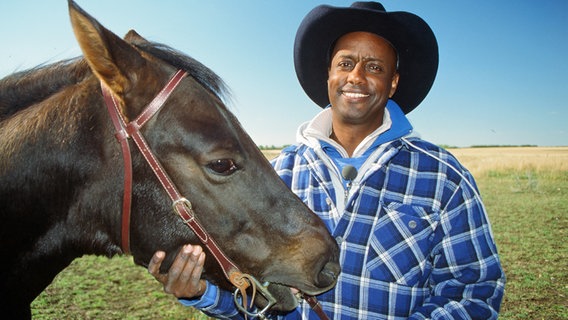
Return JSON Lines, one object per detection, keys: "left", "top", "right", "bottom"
{"left": 235, "top": 260, "right": 341, "bottom": 315}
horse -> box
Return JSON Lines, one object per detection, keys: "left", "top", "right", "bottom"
{"left": 0, "top": 1, "right": 340, "bottom": 318}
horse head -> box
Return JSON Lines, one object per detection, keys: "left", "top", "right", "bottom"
{"left": 67, "top": 0, "right": 339, "bottom": 312}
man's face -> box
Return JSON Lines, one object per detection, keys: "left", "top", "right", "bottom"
{"left": 327, "top": 32, "right": 399, "bottom": 128}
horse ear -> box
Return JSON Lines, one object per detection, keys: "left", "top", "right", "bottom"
{"left": 124, "top": 29, "right": 150, "bottom": 46}
{"left": 68, "top": 0, "right": 143, "bottom": 98}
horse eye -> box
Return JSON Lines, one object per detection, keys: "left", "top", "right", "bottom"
{"left": 207, "top": 159, "right": 238, "bottom": 175}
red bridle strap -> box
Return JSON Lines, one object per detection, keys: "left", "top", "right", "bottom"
{"left": 100, "top": 70, "right": 246, "bottom": 289}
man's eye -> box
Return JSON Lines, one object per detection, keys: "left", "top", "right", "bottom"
{"left": 207, "top": 159, "right": 238, "bottom": 175}
{"left": 337, "top": 61, "right": 353, "bottom": 69}
{"left": 367, "top": 64, "right": 384, "bottom": 73}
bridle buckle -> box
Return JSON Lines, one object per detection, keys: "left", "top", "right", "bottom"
{"left": 172, "top": 197, "right": 194, "bottom": 224}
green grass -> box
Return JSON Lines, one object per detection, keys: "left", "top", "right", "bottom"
{"left": 479, "top": 169, "right": 568, "bottom": 319}
{"left": 31, "top": 256, "right": 207, "bottom": 319}
{"left": 31, "top": 167, "right": 567, "bottom": 319}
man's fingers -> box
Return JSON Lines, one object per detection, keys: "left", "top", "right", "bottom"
{"left": 166, "top": 245, "right": 194, "bottom": 283}
{"left": 148, "top": 245, "right": 207, "bottom": 298}
{"left": 148, "top": 251, "right": 166, "bottom": 279}
{"left": 193, "top": 252, "right": 206, "bottom": 296}
{"left": 184, "top": 246, "right": 204, "bottom": 285}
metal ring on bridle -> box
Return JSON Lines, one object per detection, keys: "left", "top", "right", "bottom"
{"left": 233, "top": 275, "right": 277, "bottom": 319}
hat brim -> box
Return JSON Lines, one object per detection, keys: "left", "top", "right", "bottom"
{"left": 294, "top": 4, "right": 438, "bottom": 113}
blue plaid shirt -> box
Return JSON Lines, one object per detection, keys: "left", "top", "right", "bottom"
{"left": 180, "top": 103, "right": 505, "bottom": 319}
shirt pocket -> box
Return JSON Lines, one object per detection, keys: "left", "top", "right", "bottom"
{"left": 365, "top": 202, "right": 440, "bottom": 287}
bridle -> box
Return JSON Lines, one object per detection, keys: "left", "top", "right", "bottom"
{"left": 100, "top": 70, "right": 328, "bottom": 319}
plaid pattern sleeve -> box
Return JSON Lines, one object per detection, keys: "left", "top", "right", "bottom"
{"left": 269, "top": 139, "right": 505, "bottom": 319}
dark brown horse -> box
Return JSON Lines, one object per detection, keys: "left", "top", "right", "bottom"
{"left": 0, "top": 1, "right": 339, "bottom": 318}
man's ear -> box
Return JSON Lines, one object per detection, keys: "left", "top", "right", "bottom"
{"left": 389, "top": 72, "right": 400, "bottom": 98}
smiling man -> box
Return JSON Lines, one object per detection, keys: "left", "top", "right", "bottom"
{"left": 149, "top": 2, "right": 505, "bottom": 319}
{"left": 326, "top": 31, "right": 400, "bottom": 156}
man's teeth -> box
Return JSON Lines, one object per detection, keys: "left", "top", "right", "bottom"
{"left": 343, "top": 92, "right": 369, "bottom": 98}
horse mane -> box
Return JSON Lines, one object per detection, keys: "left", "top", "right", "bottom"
{"left": 0, "top": 58, "right": 90, "bottom": 121}
{"left": 0, "top": 40, "right": 231, "bottom": 125}
{"left": 0, "top": 38, "right": 234, "bottom": 164}
{"left": 133, "top": 41, "right": 232, "bottom": 105}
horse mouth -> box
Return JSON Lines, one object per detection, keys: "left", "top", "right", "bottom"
{"left": 254, "top": 280, "right": 337, "bottom": 312}
{"left": 252, "top": 283, "right": 302, "bottom": 312}
{"left": 253, "top": 260, "right": 340, "bottom": 312}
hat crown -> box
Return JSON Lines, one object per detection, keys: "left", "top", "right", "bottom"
{"left": 350, "top": 1, "right": 386, "bottom": 12}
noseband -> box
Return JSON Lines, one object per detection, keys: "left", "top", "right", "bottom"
{"left": 101, "top": 70, "right": 327, "bottom": 319}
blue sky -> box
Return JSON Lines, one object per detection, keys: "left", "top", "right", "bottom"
{"left": 1, "top": 1, "right": 566, "bottom": 147}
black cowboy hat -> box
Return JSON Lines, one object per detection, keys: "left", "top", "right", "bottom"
{"left": 294, "top": 1, "right": 438, "bottom": 114}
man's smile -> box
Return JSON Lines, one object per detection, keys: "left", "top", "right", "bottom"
{"left": 341, "top": 91, "right": 370, "bottom": 99}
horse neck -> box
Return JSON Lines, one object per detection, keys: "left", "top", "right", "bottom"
{"left": 0, "top": 74, "right": 127, "bottom": 278}
{"left": 0, "top": 73, "right": 110, "bottom": 220}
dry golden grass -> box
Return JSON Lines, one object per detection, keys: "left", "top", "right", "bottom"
{"left": 260, "top": 149, "right": 283, "bottom": 160}
{"left": 264, "top": 146, "right": 568, "bottom": 175}
{"left": 447, "top": 147, "right": 568, "bottom": 177}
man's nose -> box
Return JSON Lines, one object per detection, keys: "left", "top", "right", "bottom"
{"left": 347, "top": 63, "right": 366, "bottom": 85}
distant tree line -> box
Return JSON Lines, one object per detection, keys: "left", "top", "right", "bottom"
{"left": 470, "top": 144, "right": 538, "bottom": 148}
{"left": 439, "top": 144, "right": 538, "bottom": 149}
{"left": 259, "top": 144, "right": 538, "bottom": 150}
{"left": 258, "top": 145, "right": 290, "bottom": 150}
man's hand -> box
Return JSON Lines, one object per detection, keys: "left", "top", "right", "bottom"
{"left": 148, "top": 244, "right": 207, "bottom": 299}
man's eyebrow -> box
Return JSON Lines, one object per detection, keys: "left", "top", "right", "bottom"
{"left": 334, "top": 54, "right": 386, "bottom": 63}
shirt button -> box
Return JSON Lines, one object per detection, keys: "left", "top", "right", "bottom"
{"left": 326, "top": 198, "right": 332, "bottom": 206}
{"left": 408, "top": 220, "right": 417, "bottom": 229}
{"left": 335, "top": 236, "right": 343, "bottom": 245}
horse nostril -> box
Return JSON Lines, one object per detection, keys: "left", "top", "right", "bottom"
{"left": 317, "top": 261, "right": 341, "bottom": 287}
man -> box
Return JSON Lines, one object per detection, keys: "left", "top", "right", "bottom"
{"left": 148, "top": 2, "right": 505, "bottom": 319}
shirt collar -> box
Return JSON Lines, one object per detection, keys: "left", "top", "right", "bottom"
{"left": 298, "top": 100, "right": 413, "bottom": 158}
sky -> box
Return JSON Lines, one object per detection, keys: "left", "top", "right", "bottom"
{"left": 1, "top": 1, "right": 566, "bottom": 147}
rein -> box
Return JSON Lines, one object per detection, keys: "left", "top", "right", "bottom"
{"left": 101, "top": 70, "right": 327, "bottom": 319}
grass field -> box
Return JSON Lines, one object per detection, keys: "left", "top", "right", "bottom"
{"left": 31, "top": 147, "right": 567, "bottom": 319}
